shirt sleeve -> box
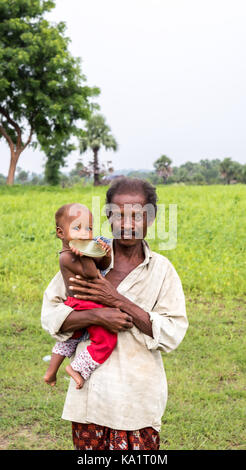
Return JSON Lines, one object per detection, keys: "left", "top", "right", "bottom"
{"left": 41, "top": 271, "right": 74, "bottom": 341}
{"left": 143, "top": 260, "right": 188, "bottom": 353}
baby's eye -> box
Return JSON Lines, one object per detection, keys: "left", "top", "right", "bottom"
{"left": 73, "top": 226, "right": 80, "bottom": 231}
{"left": 113, "top": 212, "right": 122, "bottom": 220}
{"left": 86, "top": 227, "right": 93, "bottom": 231}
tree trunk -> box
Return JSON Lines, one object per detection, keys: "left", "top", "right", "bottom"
{"left": 163, "top": 175, "right": 167, "bottom": 184}
{"left": 6, "top": 149, "right": 21, "bottom": 185}
{"left": 93, "top": 148, "right": 100, "bottom": 186}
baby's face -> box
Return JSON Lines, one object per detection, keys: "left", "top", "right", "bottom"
{"left": 63, "top": 205, "right": 93, "bottom": 241}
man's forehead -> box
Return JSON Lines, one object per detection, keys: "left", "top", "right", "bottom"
{"left": 112, "top": 192, "right": 146, "bottom": 204}
{"left": 111, "top": 203, "right": 147, "bottom": 212}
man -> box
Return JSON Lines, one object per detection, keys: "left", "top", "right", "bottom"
{"left": 41, "top": 177, "right": 188, "bottom": 450}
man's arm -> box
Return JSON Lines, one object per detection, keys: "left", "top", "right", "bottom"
{"left": 41, "top": 271, "right": 74, "bottom": 341}
{"left": 142, "top": 261, "right": 188, "bottom": 352}
{"left": 41, "top": 271, "right": 133, "bottom": 340}
{"left": 60, "top": 306, "right": 134, "bottom": 335}
{"left": 108, "top": 261, "right": 188, "bottom": 350}
{"left": 67, "top": 272, "right": 154, "bottom": 337}
{"left": 68, "top": 261, "right": 188, "bottom": 350}
{"left": 112, "top": 296, "right": 154, "bottom": 338}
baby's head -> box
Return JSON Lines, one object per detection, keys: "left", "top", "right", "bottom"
{"left": 55, "top": 203, "right": 93, "bottom": 243}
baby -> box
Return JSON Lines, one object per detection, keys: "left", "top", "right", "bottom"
{"left": 44, "top": 203, "right": 117, "bottom": 389}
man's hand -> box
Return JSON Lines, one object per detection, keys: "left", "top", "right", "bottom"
{"left": 96, "top": 307, "right": 133, "bottom": 334}
{"left": 68, "top": 271, "right": 123, "bottom": 309}
{"left": 61, "top": 307, "right": 134, "bottom": 335}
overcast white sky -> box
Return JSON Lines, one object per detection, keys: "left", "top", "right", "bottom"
{"left": 1, "top": 0, "right": 246, "bottom": 176}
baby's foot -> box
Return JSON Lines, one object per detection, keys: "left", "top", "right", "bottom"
{"left": 43, "top": 370, "right": 57, "bottom": 387}
{"left": 66, "top": 364, "right": 85, "bottom": 389}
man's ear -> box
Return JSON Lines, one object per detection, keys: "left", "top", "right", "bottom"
{"left": 144, "top": 205, "right": 156, "bottom": 228}
{"left": 56, "top": 226, "right": 64, "bottom": 239}
{"left": 147, "top": 216, "right": 155, "bottom": 227}
{"left": 147, "top": 214, "right": 155, "bottom": 227}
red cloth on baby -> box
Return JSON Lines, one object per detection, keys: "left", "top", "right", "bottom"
{"left": 64, "top": 296, "right": 117, "bottom": 364}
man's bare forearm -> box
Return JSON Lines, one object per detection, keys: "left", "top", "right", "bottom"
{"left": 61, "top": 308, "right": 101, "bottom": 333}
{"left": 60, "top": 306, "right": 134, "bottom": 335}
{"left": 116, "top": 295, "right": 153, "bottom": 338}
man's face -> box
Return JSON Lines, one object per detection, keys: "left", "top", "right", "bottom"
{"left": 57, "top": 205, "right": 93, "bottom": 242}
{"left": 109, "top": 192, "right": 153, "bottom": 246}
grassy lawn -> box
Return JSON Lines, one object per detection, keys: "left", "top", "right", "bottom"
{"left": 0, "top": 184, "right": 245, "bottom": 450}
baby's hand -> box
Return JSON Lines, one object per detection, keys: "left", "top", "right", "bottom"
{"left": 97, "top": 239, "right": 111, "bottom": 258}
{"left": 70, "top": 244, "right": 84, "bottom": 257}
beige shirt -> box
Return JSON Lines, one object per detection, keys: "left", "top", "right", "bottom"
{"left": 41, "top": 240, "right": 188, "bottom": 432}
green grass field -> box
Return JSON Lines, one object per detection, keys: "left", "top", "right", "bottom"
{"left": 0, "top": 183, "right": 245, "bottom": 450}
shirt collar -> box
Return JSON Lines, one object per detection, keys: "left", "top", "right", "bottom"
{"left": 142, "top": 239, "right": 153, "bottom": 265}
{"left": 102, "top": 238, "right": 152, "bottom": 275}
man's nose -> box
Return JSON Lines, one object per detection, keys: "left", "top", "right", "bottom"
{"left": 122, "top": 215, "right": 134, "bottom": 230}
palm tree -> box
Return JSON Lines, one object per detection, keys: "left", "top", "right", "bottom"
{"left": 219, "top": 158, "right": 241, "bottom": 184}
{"left": 79, "top": 114, "right": 118, "bottom": 185}
{"left": 154, "top": 155, "right": 173, "bottom": 184}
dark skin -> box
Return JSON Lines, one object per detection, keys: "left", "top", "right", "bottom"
{"left": 61, "top": 193, "right": 155, "bottom": 339}
{"left": 57, "top": 204, "right": 112, "bottom": 295}
{"left": 44, "top": 203, "right": 113, "bottom": 388}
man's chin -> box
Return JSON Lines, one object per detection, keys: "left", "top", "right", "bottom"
{"left": 116, "top": 237, "right": 142, "bottom": 245}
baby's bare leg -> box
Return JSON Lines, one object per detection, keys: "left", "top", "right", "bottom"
{"left": 65, "top": 364, "right": 85, "bottom": 389}
{"left": 44, "top": 353, "right": 65, "bottom": 386}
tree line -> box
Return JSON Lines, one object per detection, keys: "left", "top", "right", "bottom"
{"left": 1, "top": 155, "right": 245, "bottom": 186}
{"left": 149, "top": 155, "right": 246, "bottom": 185}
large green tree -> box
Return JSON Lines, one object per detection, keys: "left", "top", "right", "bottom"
{"left": 79, "top": 114, "right": 118, "bottom": 186}
{"left": 0, "top": 0, "right": 99, "bottom": 184}
{"left": 44, "top": 139, "right": 75, "bottom": 186}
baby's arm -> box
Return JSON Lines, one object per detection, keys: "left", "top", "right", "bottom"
{"left": 60, "top": 250, "right": 98, "bottom": 286}
{"left": 93, "top": 239, "right": 112, "bottom": 271}
{"left": 59, "top": 251, "right": 85, "bottom": 278}
{"left": 69, "top": 239, "right": 111, "bottom": 272}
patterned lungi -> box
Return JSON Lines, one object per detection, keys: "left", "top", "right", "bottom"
{"left": 72, "top": 422, "right": 160, "bottom": 450}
